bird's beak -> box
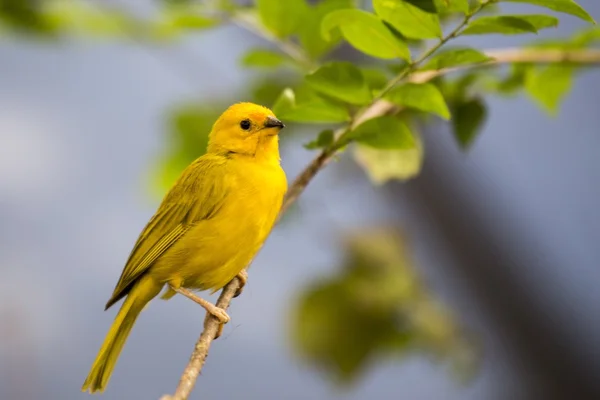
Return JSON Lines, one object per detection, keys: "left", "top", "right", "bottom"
{"left": 264, "top": 116, "right": 285, "bottom": 130}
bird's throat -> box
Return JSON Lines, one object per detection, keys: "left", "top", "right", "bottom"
{"left": 253, "top": 133, "right": 280, "bottom": 163}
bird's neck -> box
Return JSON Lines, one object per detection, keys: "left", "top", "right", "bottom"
{"left": 208, "top": 135, "right": 281, "bottom": 165}
{"left": 253, "top": 134, "right": 281, "bottom": 164}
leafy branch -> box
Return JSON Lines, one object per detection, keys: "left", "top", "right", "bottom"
{"left": 371, "top": 0, "right": 486, "bottom": 103}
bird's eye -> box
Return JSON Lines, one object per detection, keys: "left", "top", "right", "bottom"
{"left": 240, "top": 119, "right": 251, "bottom": 130}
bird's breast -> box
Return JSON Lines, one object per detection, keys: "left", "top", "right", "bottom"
{"left": 171, "top": 159, "right": 286, "bottom": 291}
{"left": 226, "top": 160, "right": 286, "bottom": 235}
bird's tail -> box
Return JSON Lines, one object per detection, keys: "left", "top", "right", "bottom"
{"left": 82, "top": 275, "right": 161, "bottom": 393}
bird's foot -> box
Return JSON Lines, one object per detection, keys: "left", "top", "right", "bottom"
{"left": 172, "top": 286, "right": 230, "bottom": 325}
{"left": 234, "top": 270, "right": 248, "bottom": 298}
{"left": 204, "top": 312, "right": 226, "bottom": 340}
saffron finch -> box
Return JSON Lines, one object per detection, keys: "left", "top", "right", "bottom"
{"left": 82, "top": 102, "right": 287, "bottom": 393}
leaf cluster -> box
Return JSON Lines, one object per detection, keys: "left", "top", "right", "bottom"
{"left": 291, "top": 229, "right": 477, "bottom": 382}
{"left": 3, "top": 1, "right": 596, "bottom": 183}
{"left": 231, "top": 0, "right": 597, "bottom": 180}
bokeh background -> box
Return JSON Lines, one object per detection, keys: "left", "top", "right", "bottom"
{"left": 1, "top": 1, "right": 599, "bottom": 399}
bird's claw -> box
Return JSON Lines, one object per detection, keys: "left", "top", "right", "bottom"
{"left": 204, "top": 309, "right": 229, "bottom": 340}
{"left": 209, "top": 306, "right": 230, "bottom": 324}
{"left": 234, "top": 270, "right": 248, "bottom": 298}
{"left": 173, "top": 285, "right": 231, "bottom": 335}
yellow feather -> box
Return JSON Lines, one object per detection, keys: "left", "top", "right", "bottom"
{"left": 82, "top": 102, "right": 287, "bottom": 393}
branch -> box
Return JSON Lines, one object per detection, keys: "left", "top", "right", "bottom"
{"left": 159, "top": 282, "right": 238, "bottom": 400}
{"left": 408, "top": 48, "right": 600, "bottom": 84}
{"left": 372, "top": 0, "right": 481, "bottom": 103}
{"left": 367, "top": 47, "right": 600, "bottom": 118}
{"left": 231, "top": 12, "right": 316, "bottom": 70}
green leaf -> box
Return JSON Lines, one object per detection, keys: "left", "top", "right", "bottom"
{"left": 150, "top": 3, "right": 219, "bottom": 39}
{"left": 291, "top": 230, "right": 417, "bottom": 382}
{"left": 512, "top": 15, "right": 560, "bottom": 31}
{"left": 386, "top": 83, "right": 451, "bottom": 120}
{"left": 241, "top": 48, "right": 287, "bottom": 68}
{"left": 361, "top": 67, "right": 390, "bottom": 91}
{"left": 257, "top": 0, "right": 308, "bottom": 38}
{"left": 322, "top": 9, "right": 411, "bottom": 60}
{"left": 273, "top": 88, "right": 350, "bottom": 123}
{"left": 423, "top": 48, "right": 492, "bottom": 70}
{"left": 346, "top": 116, "right": 416, "bottom": 149}
{"left": 405, "top": 0, "right": 437, "bottom": 13}
{"left": 354, "top": 134, "right": 423, "bottom": 183}
{"left": 525, "top": 64, "right": 574, "bottom": 115}
{"left": 374, "top": 0, "right": 442, "bottom": 39}
{"left": 291, "top": 228, "right": 475, "bottom": 383}
{"left": 272, "top": 88, "right": 299, "bottom": 115}
{"left": 304, "top": 129, "right": 335, "bottom": 150}
{"left": 452, "top": 98, "right": 487, "bottom": 150}
{"left": 433, "top": 0, "right": 469, "bottom": 13}
{"left": 502, "top": 0, "right": 595, "bottom": 24}
{"left": 405, "top": 0, "right": 469, "bottom": 13}
{"left": 462, "top": 15, "right": 558, "bottom": 35}
{"left": 292, "top": 276, "right": 411, "bottom": 382}
{"left": 436, "top": 71, "right": 491, "bottom": 102}
{"left": 306, "top": 62, "right": 372, "bottom": 105}
{"left": 298, "top": 0, "right": 353, "bottom": 59}
{"left": 527, "top": 26, "right": 600, "bottom": 49}
{"left": 572, "top": 27, "right": 600, "bottom": 47}
{"left": 0, "top": 0, "right": 57, "bottom": 35}
{"left": 43, "top": 1, "right": 141, "bottom": 38}
{"left": 489, "top": 64, "right": 531, "bottom": 96}
{"left": 251, "top": 77, "right": 289, "bottom": 106}
{"left": 465, "top": 16, "right": 540, "bottom": 37}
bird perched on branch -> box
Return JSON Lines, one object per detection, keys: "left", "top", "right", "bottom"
{"left": 82, "top": 102, "right": 287, "bottom": 393}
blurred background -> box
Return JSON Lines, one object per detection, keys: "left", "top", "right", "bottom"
{"left": 1, "top": 1, "right": 599, "bottom": 399}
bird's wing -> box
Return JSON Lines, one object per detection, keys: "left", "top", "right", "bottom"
{"left": 105, "top": 156, "right": 229, "bottom": 309}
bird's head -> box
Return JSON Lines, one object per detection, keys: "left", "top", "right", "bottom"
{"left": 207, "top": 102, "right": 285, "bottom": 160}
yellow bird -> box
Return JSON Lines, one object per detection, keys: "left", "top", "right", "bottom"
{"left": 82, "top": 102, "right": 287, "bottom": 393}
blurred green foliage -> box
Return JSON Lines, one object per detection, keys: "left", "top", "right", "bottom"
{"left": 461, "top": 14, "right": 559, "bottom": 35}
{"left": 322, "top": 8, "right": 412, "bottom": 60}
{"left": 504, "top": 0, "right": 595, "bottom": 23}
{"left": 298, "top": 0, "right": 352, "bottom": 59}
{"left": 422, "top": 47, "right": 493, "bottom": 70}
{"left": 291, "top": 229, "right": 477, "bottom": 382}
{"left": 386, "top": 83, "right": 451, "bottom": 120}
{"left": 2, "top": 0, "right": 597, "bottom": 186}
{"left": 0, "top": 0, "right": 57, "bottom": 35}
{"left": 273, "top": 86, "right": 351, "bottom": 123}
{"left": 306, "top": 62, "right": 373, "bottom": 105}
{"left": 345, "top": 115, "right": 416, "bottom": 149}
{"left": 2, "top": 0, "right": 598, "bottom": 387}
{"left": 374, "top": 0, "right": 443, "bottom": 39}
{"left": 354, "top": 128, "right": 424, "bottom": 183}
{"left": 150, "top": 104, "right": 218, "bottom": 197}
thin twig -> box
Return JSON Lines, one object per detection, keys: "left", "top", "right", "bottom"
{"left": 408, "top": 48, "right": 600, "bottom": 84}
{"left": 358, "top": 47, "right": 600, "bottom": 121}
{"left": 159, "top": 281, "right": 239, "bottom": 400}
{"left": 231, "top": 12, "right": 316, "bottom": 70}
{"left": 372, "top": 0, "right": 483, "bottom": 103}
